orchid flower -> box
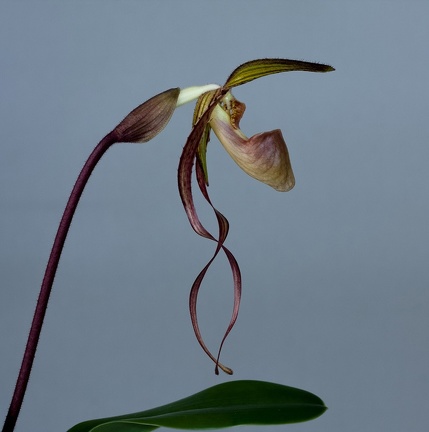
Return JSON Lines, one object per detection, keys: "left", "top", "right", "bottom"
{"left": 117, "top": 59, "right": 334, "bottom": 374}
{"left": 113, "top": 59, "right": 334, "bottom": 374}
{"left": 186, "top": 60, "right": 334, "bottom": 374}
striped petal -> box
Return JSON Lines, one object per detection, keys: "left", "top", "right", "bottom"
{"left": 178, "top": 94, "right": 241, "bottom": 374}
{"left": 224, "top": 58, "right": 335, "bottom": 89}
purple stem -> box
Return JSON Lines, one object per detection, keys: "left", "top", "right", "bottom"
{"left": 2, "top": 130, "right": 119, "bottom": 432}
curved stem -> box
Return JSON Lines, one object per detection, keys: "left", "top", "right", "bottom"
{"left": 2, "top": 131, "right": 119, "bottom": 432}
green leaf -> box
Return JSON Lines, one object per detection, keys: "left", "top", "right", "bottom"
{"left": 92, "top": 423, "right": 158, "bottom": 432}
{"left": 68, "top": 380, "right": 327, "bottom": 432}
{"left": 224, "top": 58, "right": 335, "bottom": 89}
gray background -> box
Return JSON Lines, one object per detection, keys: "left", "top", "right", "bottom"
{"left": 1, "top": 1, "right": 428, "bottom": 431}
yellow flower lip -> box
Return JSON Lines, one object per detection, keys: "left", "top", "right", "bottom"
{"left": 210, "top": 93, "right": 295, "bottom": 192}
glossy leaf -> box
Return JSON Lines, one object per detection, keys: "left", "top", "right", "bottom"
{"left": 91, "top": 424, "right": 158, "bottom": 432}
{"left": 68, "top": 380, "right": 327, "bottom": 432}
{"left": 224, "top": 58, "right": 335, "bottom": 89}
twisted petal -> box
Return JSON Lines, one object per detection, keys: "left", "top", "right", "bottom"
{"left": 178, "top": 94, "right": 241, "bottom": 374}
{"left": 210, "top": 101, "right": 295, "bottom": 192}
{"left": 193, "top": 162, "right": 242, "bottom": 375}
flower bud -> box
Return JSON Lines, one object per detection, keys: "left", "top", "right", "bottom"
{"left": 115, "top": 88, "right": 180, "bottom": 143}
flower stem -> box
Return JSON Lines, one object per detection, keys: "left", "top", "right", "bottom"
{"left": 2, "top": 130, "right": 119, "bottom": 432}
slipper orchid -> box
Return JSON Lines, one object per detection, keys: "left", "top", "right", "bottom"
{"left": 120, "top": 59, "right": 333, "bottom": 374}
{"left": 116, "top": 59, "right": 334, "bottom": 374}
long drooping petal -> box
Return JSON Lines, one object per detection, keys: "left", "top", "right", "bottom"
{"left": 194, "top": 162, "right": 242, "bottom": 375}
{"left": 178, "top": 96, "right": 220, "bottom": 238}
{"left": 210, "top": 98, "right": 295, "bottom": 192}
{"left": 178, "top": 91, "right": 241, "bottom": 374}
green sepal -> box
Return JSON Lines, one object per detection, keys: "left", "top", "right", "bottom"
{"left": 192, "top": 89, "right": 220, "bottom": 185}
{"left": 224, "top": 58, "right": 335, "bottom": 89}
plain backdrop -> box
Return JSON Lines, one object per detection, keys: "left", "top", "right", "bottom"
{"left": 1, "top": 1, "right": 428, "bottom": 432}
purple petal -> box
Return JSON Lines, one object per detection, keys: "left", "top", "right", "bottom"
{"left": 195, "top": 162, "right": 242, "bottom": 375}
{"left": 178, "top": 93, "right": 242, "bottom": 374}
